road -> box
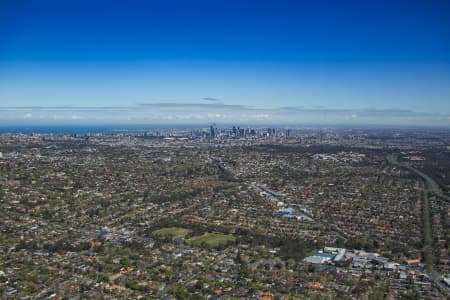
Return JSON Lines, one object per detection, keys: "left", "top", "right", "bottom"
{"left": 430, "top": 271, "right": 450, "bottom": 292}
{"left": 387, "top": 154, "right": 450, "bottom": 201}
{"left": 387, "top": 154, "right": 450, "bottom": 293}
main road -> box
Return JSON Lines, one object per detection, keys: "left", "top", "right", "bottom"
{"left": 387, "top": 154, "right": 450, "bottom": 201}
{"left": 387, "top": 154, "right": 450, "bottom": 293}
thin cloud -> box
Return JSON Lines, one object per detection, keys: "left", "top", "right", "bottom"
{"left": 137, "top": 103, "right": 249, "bottom": 112}
{"left": 201, "top": 97, "right": 221, "bottom": 103}
{"left": 0, "top": 104, "right": 449, "bottom": 126}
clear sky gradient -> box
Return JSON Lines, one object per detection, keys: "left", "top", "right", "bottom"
{"left": 1, "top": 0, "right": 450, "bottom": 126}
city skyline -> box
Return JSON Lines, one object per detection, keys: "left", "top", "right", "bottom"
{"left": 1, "top": 0, "right": 450, "bottom": 126}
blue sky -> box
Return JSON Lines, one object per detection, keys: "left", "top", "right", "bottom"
{"left": 1, "top": 0, "right": 450, "bottom": 125}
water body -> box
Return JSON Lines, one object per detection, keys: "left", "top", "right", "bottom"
{"left": 0, "top": 124, "right": 202, "bottom": 134}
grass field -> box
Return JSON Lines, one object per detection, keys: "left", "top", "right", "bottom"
{"left": 152, "top": 227, "right": 191, "bottom": 239}
{"left": 187, "top": 232, "right": 236, "bottom": 248}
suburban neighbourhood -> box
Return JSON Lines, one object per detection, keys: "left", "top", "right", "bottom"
{"left": 1, "top": 127, "right": 449, "bottom": 299}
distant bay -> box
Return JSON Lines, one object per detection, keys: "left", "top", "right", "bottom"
{"left": 0, "top": 124, "right": 199, "bottom": 134}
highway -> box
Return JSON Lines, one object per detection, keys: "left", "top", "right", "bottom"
{"left": 387, "top": 154, "right": 450, "bottom": 293}
{"left": 387, "top": 154, "right": 450, "bottom": 201}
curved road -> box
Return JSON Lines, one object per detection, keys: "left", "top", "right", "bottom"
{"left": 387, "top": 154, "right": 450, "bottom": 201}
{"left": 387, "top": 154, "right": 450, "bottom": 293}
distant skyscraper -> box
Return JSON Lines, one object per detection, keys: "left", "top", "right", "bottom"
{"left": 239, "top": 128, "right": 244, "bottom": 137}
